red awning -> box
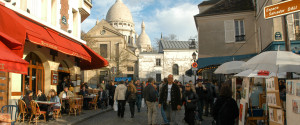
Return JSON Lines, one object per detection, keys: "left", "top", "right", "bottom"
{"left": 0, "top": 41, "right": 29, "bottom": 74}
{"left": 80, "top": 44, "right": 109, "bottom": 70}
{"left": 0, "top": 4, "right": 26, "bottom": 57}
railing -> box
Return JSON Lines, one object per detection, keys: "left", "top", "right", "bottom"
{"left": 235, "top": 35, "right": 246, "bottom": 42}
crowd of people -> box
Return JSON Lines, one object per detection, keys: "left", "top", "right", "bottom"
{"left": 107, "top": 74, "right": 239, "bottom": 125}
{"left": 20, "top": 75, "right": 239, "bottom": 125}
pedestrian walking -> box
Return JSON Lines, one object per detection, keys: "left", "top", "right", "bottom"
{"left": 114, "top": 81, "right": 127, "bottom": 118}
{"left": 183, "top": 84, "right": 198, "bottom": 125}
{"left": 159, "top": 74, "right": 182, "bottom": 125}
{"left": 188, "top": 80, "right": 196, "bottom": 93}
{"left": 203, "top": 79, "right": 216, "bottom": 116}
{"left": 126, "top": 81, "right": 137, "bottom": 118}
{"left": 212, "top": 84, "right": 239, "bottom": 125}
{"left": 144, "top": 78, "right": 158, "bottom": 125}
{"left": 135, "top": 80, "right": 143, "bottom": 112}
{"left": 159, "top": 78, "right": 169, "bottom": 124}
{"left": 107, "top": 81, "right": 116, "bottom": 108}
{"left": 195, "top": 80, "right": 207, "bottom": 121}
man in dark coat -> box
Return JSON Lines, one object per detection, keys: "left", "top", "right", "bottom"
{"left": 203, "top": 79, "right": 216, "bottom": 116}
{"left": 159, "top": 74, "right": 182, "bottom": 124}
{"left": 196, "top": 80, "right": 207, "bottom": 121}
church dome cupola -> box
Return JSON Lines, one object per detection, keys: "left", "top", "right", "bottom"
{"left": 137, "top": 21, "right": 152, "bottom": 52}
{"left": 106, "top": 0, "right": 134, "bottom": 24}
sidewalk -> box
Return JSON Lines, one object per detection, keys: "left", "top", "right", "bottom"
{"left": 15, "top": 108, "right": 112, "bottom": 125}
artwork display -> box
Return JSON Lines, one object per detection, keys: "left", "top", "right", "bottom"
{"left": 239, "top": 103, "right": 244, "bottom": 122}
{"left": 292, "top": 100, "right": 300, "bottom": 114}
{"left": 287, "top": 81, "right": 294, "bottom": 95}
{"left": 241, "top": 78, "right": 249, "bottom": 102}
{"left": 267, "top": 92, "right": 281, "bottom": 107}
{"left": 269, "top": 108, "right": 275, "bottom": 122}
{"left": 51, "top": 71, "right": 58, "bottom": 85}
{"left": 296, "top": 83, "right": 300, "bottom": 97}
{"left": 232, "top": 78, "right": 236, "bottom": 100}
{"left": 266, "top": 77, "right": 278, "bottom": 92}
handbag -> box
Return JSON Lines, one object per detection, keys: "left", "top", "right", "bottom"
{"left": 113, "top": 101, "right": 118, "bottom": 111}
{"left": 141, "top": 98, "right": 145, "bottom": 108}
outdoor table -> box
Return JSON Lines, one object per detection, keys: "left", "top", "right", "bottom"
{"left": 84, "top": 95, "right": 96, "bottom": 99}
{"left": 35, "top": 101, "right": 57, "bottom": 105}
{"left": 0, "top": 113, "right": 11, "bottom": 125}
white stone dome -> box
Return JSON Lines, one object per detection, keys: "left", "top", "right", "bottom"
{"left": 137, "top": 21, "right": 152, "bottom": 51}
{"left": 106, "top": 0, "right": 134, "bottom": 24}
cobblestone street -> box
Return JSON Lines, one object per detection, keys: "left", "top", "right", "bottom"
{"left": 76, "top": 104, "right": 213, "bottom": 125}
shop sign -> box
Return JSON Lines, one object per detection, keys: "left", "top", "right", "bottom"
{"left": 115, "top": 77, "right": 132, "bottom": 82}
{"left": 275, "top": 32, "right": 282, "bottom": 40}
{"left": 62, "top": 16, "right": 67, "bottom": 25}
{"left": 264, "top": 0, "right": 300, "bottom": 19}
{"left": 257, "top": 70, "right": 270, "bottom": 76}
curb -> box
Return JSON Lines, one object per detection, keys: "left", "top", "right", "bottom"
{"left": 68, "top": 108, "right": 113, "bottom": 125}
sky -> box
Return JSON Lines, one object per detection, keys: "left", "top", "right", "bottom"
{"left": 81, "top": 0, "right": 203, "bottom": 47}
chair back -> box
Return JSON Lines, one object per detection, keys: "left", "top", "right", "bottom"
{"left": 30, "top": 101, "right": 40, "bottom": 115}
{"left": 92, "top": 95, "right": 99, "bottom": 103}
{"left": 18, "top": 99, "right": 27, "bottom": 113}
{"left": 1, "top": 105, "right": 18, "bottom": 121}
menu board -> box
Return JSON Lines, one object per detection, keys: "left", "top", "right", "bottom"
{"left": 51, "top": 71, "right": 58, "bottom": 85}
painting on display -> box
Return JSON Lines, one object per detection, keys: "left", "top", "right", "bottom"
{"left": 296, "top": 83, "right": 300, "bottom": 97}
{"left": 242, "top": 77, "right": 250, "bottom": 102}
{"left": 269, "top": 108, "right": 275, "bottom": 122}
{"left": 287, "top": 81, "right": 294, "bottom": 95}
{"left": 292, "top": 100, "right": 300, "bottom": 114}
{"left": 276, "top": 109, "right": 284, "bottom": 124}
{"left": 239, "top": 103, "right": 244, "bottom": 122}
{"left": 232, "top": 78, "right": 236, "bottom": 100}
{"left": 267, "top": 92, "right": 281, "bottom": 107}
{"left": 266, "top": 77, "right": 277, "bottom": 91}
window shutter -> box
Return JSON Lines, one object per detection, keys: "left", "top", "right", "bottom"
{"left": 287, "top": 14, "right": 295, "bottom": 40}
{"left": 224, "top": 20, "right": 236, "bottom": 43}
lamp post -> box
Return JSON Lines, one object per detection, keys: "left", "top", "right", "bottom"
{"left": 192, "top": 52, "right": 197, "bottom": 84}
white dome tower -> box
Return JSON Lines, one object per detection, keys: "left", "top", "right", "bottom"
{"left": 106, "top": 0, "right": 136, "bottom": 50}
{"left": 137, "top": 21, "right": 152, "bottom": 52}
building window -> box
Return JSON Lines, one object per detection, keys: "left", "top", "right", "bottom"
{"left": 294, "top": 12, "right": 300, "bottom": 40}
{"left": 100, "top": 44, "right": 108, "bottom": 58}
{"left": 234, "top": 20, "right": 245, "bottom": 42}
{"left": 128, "top": 36, "right": 131, "bottom": 44}
{"left": 127, "top": 67, "right": 134, "bottom": 71}
{"left": 172, "top": 64, "right": 179, "bottom": 75}
{"left": 156, "top": 74, "right": 161, "bottom": 82}
{"left": 114, "top": 23, "right": 117, "bottom": 26}
{"left": 119, "top": 23, "right": 122, "bottom": 25}
{"left": 156, "top": 59, "right": 161, "bottom": 66}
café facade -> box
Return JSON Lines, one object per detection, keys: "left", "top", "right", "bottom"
{"left": 0, "top": 1, "right": 108, "bottom": 108}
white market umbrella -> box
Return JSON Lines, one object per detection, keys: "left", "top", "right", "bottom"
{"left": 214, "top": 61, "right": 245, "bottom": 74}
{"left": 242, "top": 51, "right": 300, "bottom": 73}
{"left": 234, "top": 69, "right": 286, "bottom": 78}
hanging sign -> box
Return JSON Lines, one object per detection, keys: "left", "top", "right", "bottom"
{"left": 264, "top": 0, "right": 300, "bottom": 19}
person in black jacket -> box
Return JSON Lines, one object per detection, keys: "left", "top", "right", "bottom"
{"left": 79, "top": 86, "right": 89, "bottom": 110}
{"left": 203, "top": 79, "right": 215, "bottom": 116}
{"left": 107, "top": 81, "right": 116, "bottom": 108}
{"left": 183, "top": 84, "right": 198, "bottom": 125}
{"left": 98, "top": 87, "right": 108, "bottom": 109}
{"left": 144, "top": 78, "right": 158, "bottom": 125}
{"left": 196, "top": 80, "right": 207, "bottom": 121}
{"left": 212, "top": 85, "right": 239, "bottom": 125}
{"left": 159, "top": 74, "right": 182, "bottom": 125}
{"left": 23, "top": 90, "right": 33, "bottom": 112}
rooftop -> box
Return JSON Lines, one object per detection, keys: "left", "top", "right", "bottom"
{"left": 198, "top": 0, "right": 221, "bottom": 6}
{"left": 160, "top": 40, "right": 198, "bottom": 50}
{"left": 195, "top": 0, "right": 254, "bottom": 17}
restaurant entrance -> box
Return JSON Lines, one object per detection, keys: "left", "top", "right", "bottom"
{"left": 0, "top": 72, "right": 8, "bottom": 109}
{"left": 57, "top": 61, "right": 70, "bottom": 93}
{"left": 22, "top": 52, "right": 44, "bottom": 96}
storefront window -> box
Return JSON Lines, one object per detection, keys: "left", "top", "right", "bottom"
{"left": 22, "top": 52, "right": 44, "bottom": 96}
{"left": 294, "top": 12, "right": 300, "bottom": 40}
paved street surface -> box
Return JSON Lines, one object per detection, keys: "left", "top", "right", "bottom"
{"left": 76, "top": 104, "right": 213, "bottom": 125}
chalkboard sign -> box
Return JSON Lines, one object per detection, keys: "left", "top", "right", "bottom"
{"left": 51, "top": 71, "right": 58, "bottom": 85}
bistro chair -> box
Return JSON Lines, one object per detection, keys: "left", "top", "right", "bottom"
{"left": 69, "top": 98, "right": 80, "bottom": 116}
{"left": 16, "top": 99, "right": 28, "bottom": 123}
{"left": 89, "top": 95, "right": 99, "bottom": 110}
{"left": 1, "top": 105, "right": 18, "bottom": 125}
{"left": 53, "top": 106, "right": 62, "bottom": 119}
{"left": 29, "top": 100, "right": 46, "bottom": 124}
{"left": 75, "top": 95, "right": 83, "bottom": 114}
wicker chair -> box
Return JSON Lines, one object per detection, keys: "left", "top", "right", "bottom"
{"left": 69, "top": 98, "right": 80, "bottom": 116}
{"left": 16, "top": 99, "right": 28, "bottom": 123}
{"left": 29, "top": 101, "right": 46, "bottom": 124}
{"left": 53, "top": 99, "right": 62, "bottom": 119}
{"left": 75, "top": 95, "right": 83, "bottom": 114}
{"left": 89, "top": 95, "right": 99, "bottom": 110}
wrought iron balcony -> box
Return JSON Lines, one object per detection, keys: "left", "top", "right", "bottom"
{"left": 235, "top": 35, "right": 245, "bottom": 42}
